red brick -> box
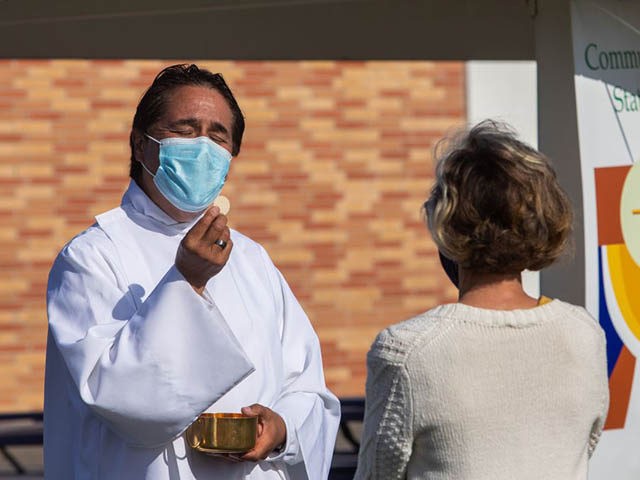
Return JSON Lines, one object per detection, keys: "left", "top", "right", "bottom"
{"left": 0, "top": 59, "right": 465, "bottom": 411}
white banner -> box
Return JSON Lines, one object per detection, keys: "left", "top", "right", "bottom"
{"left": 571, "top": 1, "right": 640, "bottom": 478}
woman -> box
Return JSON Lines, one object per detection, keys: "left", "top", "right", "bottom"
{"left": 354, "top": 120, "right": 609, "bottom": 480}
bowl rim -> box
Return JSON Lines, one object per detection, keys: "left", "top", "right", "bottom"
{"left": 197, "top": 413, "right": 258, "bottom": 420}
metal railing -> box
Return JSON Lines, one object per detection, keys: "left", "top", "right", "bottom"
{"left": 0, "top": 398, "right": 364, "bottom": 478}
{"left": 0, "top": 412, "right": 43, "bottom": 474}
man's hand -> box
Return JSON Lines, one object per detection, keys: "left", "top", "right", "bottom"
{"left": 175, "top": 205, "right": 232, "bottom": 295}
{"left": 239, "top": 404, "right": 287, "bottom": 462}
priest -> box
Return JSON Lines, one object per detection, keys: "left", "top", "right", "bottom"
{"left": 44, "top": 63, "right": 340, "bottom": 479}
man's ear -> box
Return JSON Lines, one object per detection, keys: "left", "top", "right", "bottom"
{"left": 131, "top": 130, "right": 146, "bottom": 163}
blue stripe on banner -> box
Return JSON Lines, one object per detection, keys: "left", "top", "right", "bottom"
{"left": 598, "top": 246, "right": 624, "bottom": 377}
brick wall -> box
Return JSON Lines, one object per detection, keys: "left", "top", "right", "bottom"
{"left": 0, "top": 59, "right": 462, "bottom": 411}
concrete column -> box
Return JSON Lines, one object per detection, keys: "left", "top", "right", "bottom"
{"left": 534, "top": 0, "right": 585, "bottom": 304}
{"left": 466, "top": 60, "right": 540, "bottom": 298}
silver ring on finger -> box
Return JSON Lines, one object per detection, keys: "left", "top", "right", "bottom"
{"left": 214, "top": 238, "right": 228, "bottom": 249}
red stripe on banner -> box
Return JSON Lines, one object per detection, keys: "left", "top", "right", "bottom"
{"left": 604, "top": 345, "right": 636, "bottom": 430}
{"left": 594, "top": 166, "right": 630, "bottom": 246}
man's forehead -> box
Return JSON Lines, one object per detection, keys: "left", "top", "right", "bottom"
{"left": 163, "top": 85, "right": 232, "bottom": 120}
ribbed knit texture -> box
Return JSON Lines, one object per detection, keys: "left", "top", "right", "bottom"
{"left": 354, "top": 299, "right": 609, "bottom": 480}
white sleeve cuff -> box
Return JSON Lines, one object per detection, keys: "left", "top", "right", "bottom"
{"left": 265, "top": 411, "right": 303, "bottom": 465}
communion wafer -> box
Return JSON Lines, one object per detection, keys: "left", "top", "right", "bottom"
{"left": 213, "top": 195, "right": 230, "bottom": 215}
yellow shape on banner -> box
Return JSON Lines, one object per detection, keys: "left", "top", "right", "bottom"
{"left": 620, "top": 162, "right": 640, "bottom": 266}
{"left": 607, "top": 244, "right": 640, "bottom": 342}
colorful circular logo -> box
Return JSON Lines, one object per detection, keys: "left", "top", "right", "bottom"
{"left": 608, "top": 162, "right": 640, "bottom": 354}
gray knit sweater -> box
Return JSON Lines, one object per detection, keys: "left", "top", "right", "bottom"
{"left": 354, "top": 299, "right": 609, "bottom": 480}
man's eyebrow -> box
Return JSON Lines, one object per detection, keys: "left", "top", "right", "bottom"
{"left": 168, "top": 118, "right": 229, "bottom": 136}
{"left": 208, "top": 121, "right": 229, "bottom": 135}
{"left": 167, "top": 118, "right": 199, "bottom": 129}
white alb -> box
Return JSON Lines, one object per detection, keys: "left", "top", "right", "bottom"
{"left": 44, "top": 181, "right": 340, "bottom": 480}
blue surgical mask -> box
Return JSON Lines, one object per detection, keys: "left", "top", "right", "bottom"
{"left": 142, "top": 134, "right": 232, "bottom": 212}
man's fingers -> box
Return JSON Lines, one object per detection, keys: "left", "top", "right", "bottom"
{"left": 241, "top": 404, "right": 263, "bottom": 416}
{"left": 207, "top": 226, "right": 231, "bottom": 253}
{"left": 239, "top": 444, "right": 269, "bottom": 462}
{"left": 183, "top": 207, "right": 233, "bottom": 259}
{"left": 184, "top": 206, "right": 220, "bottom": 243}
{"left": 236, "top": 404, "right": 286, "bottom": 462}
{"left": 202, "top": 214, "right": 228, "bottom": 245}
{"left": 239, "top": 405, "right": 266, "bottom": 461}
{"left": 175, "top": 204, "right": 233, "bottom": 291}
{"left": 242, "top": 404, "right": 264, "bottom": 436}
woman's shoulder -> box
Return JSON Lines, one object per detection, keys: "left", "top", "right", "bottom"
{"left": 547, "top": 298, "right": 606, "bottom": 340}
{"left": 369, "top": 307, "right": 451, "bottom": 363}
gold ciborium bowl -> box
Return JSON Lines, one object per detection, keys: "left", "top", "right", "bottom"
{"left": 186, "top": 413, "right": 258, "bottom": 454}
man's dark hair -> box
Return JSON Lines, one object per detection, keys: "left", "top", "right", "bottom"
{"left": 129, "top": 63, "right": 245, "bottom": 181}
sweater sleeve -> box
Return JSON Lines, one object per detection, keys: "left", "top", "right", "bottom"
{"left": 588, "top": 325, "right": 609, "bottom": 458}
{"left": 354, "top": 330, "right": 413, "bottom": 480}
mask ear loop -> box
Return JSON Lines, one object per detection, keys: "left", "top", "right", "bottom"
{"left": 139, "top": 160, "right": 156, "bottom": 178}
{"left": 139, "top": 133, "right": 161, "bottom": 178}
{"left": 144, "top": 133, "right": 161, "bottom": 143}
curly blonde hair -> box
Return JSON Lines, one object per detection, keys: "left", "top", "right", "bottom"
{"left": 424, "top": 120, "right": 573, "bottom": 274}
